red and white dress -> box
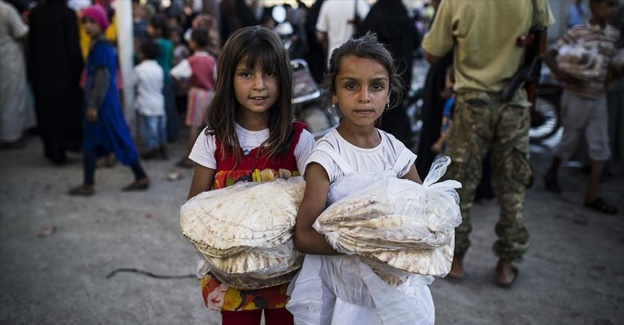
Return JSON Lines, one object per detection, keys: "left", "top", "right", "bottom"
{"left": 188, "top": 121, "right": 315, "bottom": 311}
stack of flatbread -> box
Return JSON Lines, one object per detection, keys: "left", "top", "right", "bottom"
{"left": 556, "top": 44, "right": 603, "bottom": 81}
{"left": 314, "top": 157, "right": 462, "bottom": 281}
{"left": 180, "top": 177, "right": 306, "bottom": 290}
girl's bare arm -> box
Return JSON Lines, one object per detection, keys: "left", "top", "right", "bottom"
{"left": 187, "top": 164, "right": 216, "bottom": 200}
{"left": 402, "top": 164, "right": 423, "bottom": 184}
{"left": 294, "top": 163, "right": 340, "bottom": 255}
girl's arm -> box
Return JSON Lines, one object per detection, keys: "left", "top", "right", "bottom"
{"left": 402, "top": 164, "right": 423, "bottom": 184}
{"left": 187, "top": 164, "right": 216, "bottom": 200}
{"left": 86, "top": 68, "right": 110, "bottom": 122}
{"left": 294, "top": 163, "right": 340, "bottom": 255}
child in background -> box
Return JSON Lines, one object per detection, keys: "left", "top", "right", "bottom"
{"left": 543, "top": 0, "right": 622, "bottom": 214}
{"left": 431, "top": 66, "right": 455, "bottom": 154}
{"left": 69, "top": 5, "right": 149, "bottom": 196}
{"left": 147, "top": 14, "right": 179, "bottom": 143}
{"left": 287, "top": 33, "right": 435, "bottom": 324}
{"left": 185, "top": 26, "right": 315, "bottom": 325}
{"left": 132, "top": 40, "right": 167, "bottom": 160}
{"left": 170, "top": 28, "right": 217, "bottom": 168}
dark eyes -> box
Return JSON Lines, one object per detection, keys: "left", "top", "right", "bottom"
{"left": 343, "top": 82, "right": 386, "bottom": 91}
{"left": 372, "top": 83, "right": 385, "bottom": 90}
{"left": 238, "top": 71, "right": 276, "bottom": 78}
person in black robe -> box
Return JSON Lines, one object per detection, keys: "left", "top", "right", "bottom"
{"left": 302, "top": 0, "right": 325, "bottom": 84}
{"left": 416, "top": 53, "right": 452, "bottom": 178}
{"left": 28, "top": 0, "right": 84, "bottom": 165}
{"left": 355, "top": 0, "right": 421, "bottom": 149}
{"left": 219, "top": 0, "right": 259, "bottom": 45}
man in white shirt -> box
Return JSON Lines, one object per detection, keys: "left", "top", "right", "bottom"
{"left": 315, "top": 0, "right": 370, "bottom": 67}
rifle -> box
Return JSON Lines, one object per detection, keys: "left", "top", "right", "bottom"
{"left": 501, "top": 25, "right": 548, "bottom": 126}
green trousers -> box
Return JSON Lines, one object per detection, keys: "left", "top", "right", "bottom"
{"left": 444, "top": 89, "right": 533, "bottom": 262}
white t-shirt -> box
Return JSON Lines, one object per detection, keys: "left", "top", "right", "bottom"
{"left": 189, "top": 123, "right": 316, "bottom": 174}
{"left": 306, "top": 128, "right": 415, "bottom": 184}
{"left": 316, "top": 0, "right": 370, "bottom": 66}
{"left": 131, "top": 59, "right": 165, "bottom": 116}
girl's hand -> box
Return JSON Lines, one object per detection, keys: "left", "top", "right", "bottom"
{"left": 86, "top": 107, "right": 98, "bottom": 122}
{"left": 431, "top": 140, "right": 443, "bottom": 153}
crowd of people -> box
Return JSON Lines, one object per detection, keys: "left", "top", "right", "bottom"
{"left": 1, "top": 0, "right": 623, "bottom": 324}
{"left": 0, "top": 0, "right": 438, "bottom": 156}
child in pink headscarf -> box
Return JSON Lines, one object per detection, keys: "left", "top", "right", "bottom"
{"left": 69, "top": 5, "right": 149, "bottom": 196}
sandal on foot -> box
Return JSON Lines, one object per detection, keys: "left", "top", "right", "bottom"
{"left": 69, "top": 185, "right": 94, "bottom": 196}
{"left": 122, "top": 178, "right": 150, "bottom": 191}
{"left": 496, "top": 267, "right": 519, "bottom": 289}
{"left": 584, "top": 198, "right": 618, "bottom": 214}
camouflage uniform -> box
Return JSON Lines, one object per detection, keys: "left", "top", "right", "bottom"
{"left": 444, "top": 89, "right": 533, "bottom": 262}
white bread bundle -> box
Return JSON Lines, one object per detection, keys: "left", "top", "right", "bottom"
{"left": 556, "top": 43, "right": 603, "bottom": 81}
{"left": 314, "top": 157, "right": 462, "bottom": 280}
{"left": 180, "top": 177, "right": 306, "bottom": 289}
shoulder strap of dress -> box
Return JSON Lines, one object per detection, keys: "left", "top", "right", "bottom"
{"left": 314, "top": 140, "right": 354, "bottom": 174}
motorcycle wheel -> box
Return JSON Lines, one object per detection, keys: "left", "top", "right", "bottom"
{"left": 403, "top": 89, "right": 424, "bottom": 135}
{"left": 529, "top": 96, "right": 561, "bottom": 143}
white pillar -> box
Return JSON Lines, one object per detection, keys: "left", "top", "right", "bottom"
{"left": 116, "top": 0, "right": 135, "bottom": 127}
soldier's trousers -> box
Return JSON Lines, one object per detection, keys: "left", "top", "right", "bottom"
{"left": 444, "top": 89, "right": 533, "bottom": 262}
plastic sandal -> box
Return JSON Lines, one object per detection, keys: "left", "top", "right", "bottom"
{"left": 584, "top": 198, "right": 618, "bottom": 215}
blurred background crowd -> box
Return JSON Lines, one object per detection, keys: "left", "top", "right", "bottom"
{"left": 0, "top": 0, "right": 622, "bottom": 181}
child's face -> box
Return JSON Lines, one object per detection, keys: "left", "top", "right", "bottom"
{"left": 188, "top": 39, "right": 197, "bottom": 51}
{"left": 332, "top": 55, "right": 390, "bottom": 128}
{"left": 81, "top": 18, "right": 102, "bottom": 38}
{"left": 234, "top": 60, "right": 279, "bottom": 117}
{"left": 592, "top": 0, "right": 619, "bottom": 22}
{"left": 146, "top": 25, "right": 160, "bottom": 38}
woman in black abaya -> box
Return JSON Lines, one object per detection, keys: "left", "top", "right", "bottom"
{"left": 28, "top": 0, "right": 84, "bottom": 165}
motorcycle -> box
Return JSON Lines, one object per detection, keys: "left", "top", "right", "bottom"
{"left": 271, "top": 6, "right": 339, "bottom": 138}
{"left": 291, "top": 59, "right": 339, "bottom": 139}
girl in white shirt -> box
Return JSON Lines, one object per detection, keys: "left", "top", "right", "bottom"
{"left": 288, "top": 32, "right": 435, "bottom": 325}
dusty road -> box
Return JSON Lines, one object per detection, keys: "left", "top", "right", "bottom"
{"left": 1, "top": 133, "right": 623, "bottom": 325}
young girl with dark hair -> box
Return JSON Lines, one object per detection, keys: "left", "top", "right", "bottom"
{"left": 287, "top": 32, "right": 435, "bottom": 325}
{"left": 186, "top": 26, "right": 315, "bottom": 325}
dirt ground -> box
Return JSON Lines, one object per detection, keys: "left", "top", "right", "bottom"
{"left": 1, "top": 132, "right": 623, "bottom": 325}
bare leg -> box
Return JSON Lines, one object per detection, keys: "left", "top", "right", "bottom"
{"left": 187, "top": 126, "right": 199, "bottom": 156}
{"left": 584, "top": 159, "right": 604, "bottom": 203}
{"left": 176, "top": 126, "right": 197, "bottom": 168}
{"left": 448, "top": 256, "right": 464, "bottom": 279}
{"left": 543, "top": 156, "right": 562, "bottom": 193}
{"left": 496, "top": 258, "right": 517, "bottom": 287}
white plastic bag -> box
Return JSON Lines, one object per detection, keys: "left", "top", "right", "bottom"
{"left": 557, "top": 43, "right": 603, "bottom": 81}
{"left": 314, "top": 156, "right": 462, "bottom": 277}
{"left": 180, "top": 177, "right": 306, "bottom": 289}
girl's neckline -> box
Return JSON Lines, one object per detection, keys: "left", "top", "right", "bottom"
{"left": 333, "top": 128, "right": 382, "bottom": 151}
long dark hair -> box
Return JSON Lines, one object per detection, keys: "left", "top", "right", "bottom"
{"left": 204, "top": 26, "right": 293, "bottom": 165}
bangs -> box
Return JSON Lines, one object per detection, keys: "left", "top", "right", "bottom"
{"left": 239, "top": 41, "right": 280, "bottom": 73}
